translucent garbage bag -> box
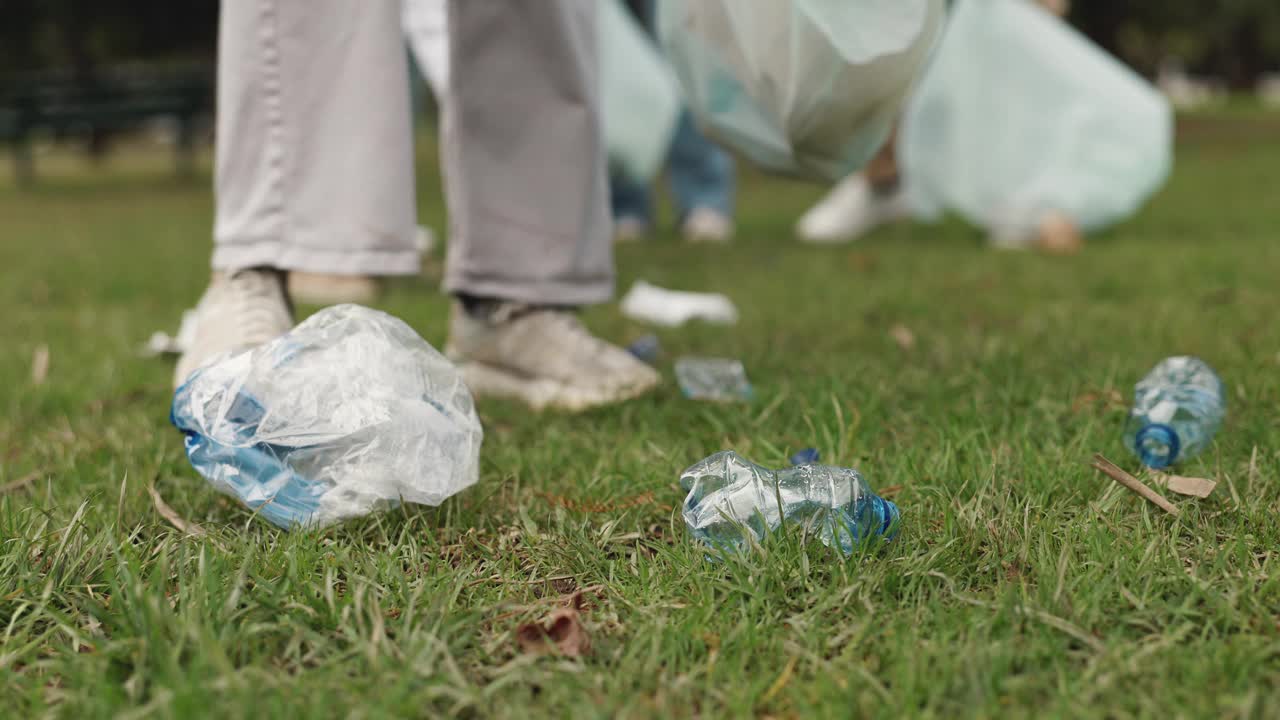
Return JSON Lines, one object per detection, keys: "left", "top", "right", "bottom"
{"left": 900, "top": 0, "right": 1174, "bottom": 240}
{"left": 601, "top": 0, "right": 682, "bottom": 184}
{"left": 658, "top": 0, "right": 946, "bottom": 181}
{"left": 171, "top": 305, "right": 483, "bottom": 529}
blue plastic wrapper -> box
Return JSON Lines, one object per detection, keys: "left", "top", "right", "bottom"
{"left": 626, "top": 334, "right": 662, "bottom": 364}
{"left": 789, "top": 448, "right": 821, "bottom": 466}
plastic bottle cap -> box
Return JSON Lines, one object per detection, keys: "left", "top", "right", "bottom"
{"left": 1135, "top": 423, "right": 1180, "bottom": 469}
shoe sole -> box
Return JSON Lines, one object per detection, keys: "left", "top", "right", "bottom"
{"left": 457, "top": 361, "right": 659, "bottom": 412}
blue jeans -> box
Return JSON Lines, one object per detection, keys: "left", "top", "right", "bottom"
{"left": 610, "top": 0, "right": 735, "bottom": 224}
{"left": 611, "top": 111, "right": 736, "bottom": 223}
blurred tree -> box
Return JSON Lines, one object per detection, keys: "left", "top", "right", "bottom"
{"left": 0, "top": 0, "right": 218, "bottom": 80}
{"left": 0, "top": 0, "right": 217, "bottom": 160}
{"left": 1072, "top": 0, "right": 1280, "bottom": 85}
{"left": 0, "top": 1, "right": 1276, "bottom": 86}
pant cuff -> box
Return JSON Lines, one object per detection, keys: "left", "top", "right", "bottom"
{"left": 212, "top": 238, "right": 422, "bottom": 276}
{"left": 444, "top": 272, "right": 614, "bottom": 307}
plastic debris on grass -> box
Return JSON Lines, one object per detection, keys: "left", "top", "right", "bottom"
{"left": 620, "top": 280, "right": 738, "bottom": 328}
{"left": 171, "top": 304, "right": 483, "bottom": 529}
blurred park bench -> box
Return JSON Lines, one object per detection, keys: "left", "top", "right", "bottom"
{"left": 0, "top": 64, "right": 213, "bottom": 185}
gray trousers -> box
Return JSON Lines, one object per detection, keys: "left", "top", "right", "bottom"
{"left": 213, "top": 0, "right": 613, "bottom": 306}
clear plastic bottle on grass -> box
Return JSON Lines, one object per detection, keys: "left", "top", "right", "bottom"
{"left": 674, "top": 357, "right": 752, "bottom": 402}
{"left": 680, "top": 451, "right": 899, "bottom": 556}
{"left": 1123, "top": 356, "right": 1225, "bottom": 469}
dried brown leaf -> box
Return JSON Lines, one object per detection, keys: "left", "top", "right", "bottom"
{"left": 847, "top": 252, "right": 878, "bottom": 273}
{"left": 889, "top": 324, "right": 916, "bottom": 351}
{"left": 515, "top": 601, "right": 591, "bottom": 658}
{"left": 31, "top": 344, "right": 49, "bottom": 385}
{"left": 1071, "top": 388, "right": 1125, "bottom": 415}
{"left": 148, "top": 484, "right": 207, "bottom": 537}
{"left": 1150, "top": 474, "right": 1218, "bottom": 499}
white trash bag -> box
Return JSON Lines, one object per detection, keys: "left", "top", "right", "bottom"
{"left": 171, "top": 305, "right": 483, "bottom": 529}
{"left": 658, "top": 0, "right": 945, "bottom": 181}
{"left": 601, "top": 0, "right": 683, "bottom": 184}
{"left": 900, "top": 0, "right": 1174, "bottom": 242}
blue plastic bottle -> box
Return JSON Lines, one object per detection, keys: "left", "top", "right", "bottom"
{"left": 680, "top": 451, "right": 898, "bottom": 556}
{"left": 1123, "top": 356, "right": 1225, "bottom": 469}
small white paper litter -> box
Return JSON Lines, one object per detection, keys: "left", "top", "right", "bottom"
{"left": 620, "top": 280, "right": 738, "bottom": 328}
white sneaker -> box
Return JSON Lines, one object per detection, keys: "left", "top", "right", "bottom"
{"left": 796, "top": 174, "right": 909, "bottom": 244}
{"left": 613, "top": 216, "right": 651, "bottom": 243}
{"left": 681, "top": 207, "right": 734, "bottom": 244}
{"left": 446, "top": 302, "right": 661, "bottom": 412}
{"left": 173, "top": 269, "right": 294, "bottom": 388}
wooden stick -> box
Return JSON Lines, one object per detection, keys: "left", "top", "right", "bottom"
{"left": 1090, "top": 453, "right": 1180, "bottom": 516}
{"left": 0, "top": 472, "right": 39, "bottom": 495}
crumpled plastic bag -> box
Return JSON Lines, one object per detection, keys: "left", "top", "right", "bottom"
{"left": 900, "top": 0, "right": 1174, "bottom": 240}
{"left": 171, "top": 304, "right": 483, "bottom": 529}
{"left": 601, "top": 0, "right": 682, "bottom": 184}
{"left": 658, "top": 0, "right": 945, "bottom": 181}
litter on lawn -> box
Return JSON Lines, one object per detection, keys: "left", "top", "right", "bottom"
{"left": 620, "top": 280, "right": 738, "bottom": 328}
{"left": 1124, "top": 356, "right": 1224, "bottom": 469}
{"left": 171, "top": 304, "right": 483, "bottom": 529}
{"left": 680, "top": 450, "right": 899, "bottom": 555}
{"left": 674, "top": 357, "right": 753, "bottom": 402}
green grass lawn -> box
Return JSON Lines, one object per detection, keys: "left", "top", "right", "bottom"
{"left": 3, "top": 112, "right": 1280, "bottom": 718}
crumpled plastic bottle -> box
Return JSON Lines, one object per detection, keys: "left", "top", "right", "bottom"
{"left": 1123, "top": 356, "right": 1224, "bottom": 469}
{"left": 680, "top": 451, "right": 899, "bottom": 555}
{"left": 674, "top": 357, "right": 753, "bottom": 402}
{"left": 171, "top": 304, "right": 484, "bottom": 529}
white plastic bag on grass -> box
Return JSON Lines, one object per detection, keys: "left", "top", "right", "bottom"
{"left": 900, "top": 0, "right": 1173, "bottom": 241}
{"left": 171, "top": 305, "right": 483, "bottom": 529}
{"left": 658, "top": 0, "right": 946, "bottom": 181}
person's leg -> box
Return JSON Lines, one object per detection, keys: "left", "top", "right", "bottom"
{"left": 610, "top": 174, "right": 654, "bottom": 242}
{"left": 213, "top": 0, "right": 417, "bottom": 275}
{"left": 666, "top": 109, "right": 736, "bottom": 242}
{"left": 442, "top": 0, "right": 610, "bottom": 305}
{"left": 796, "top": 130, "right": 909, "bottom": 245}
{"left": 177, "top": 0, "right": 418, "bottom": 385}
{"left": 1038, "top": 0, "right": 1070, "bottom": 17}
{"left": 443, "top": 0, "right": 658, "bottom": 411}
{"left": 623, "top": 0, "right": 734, "bottom": 243}
{"left": 609, "top": 0, "right": 656, "bottom": 242}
